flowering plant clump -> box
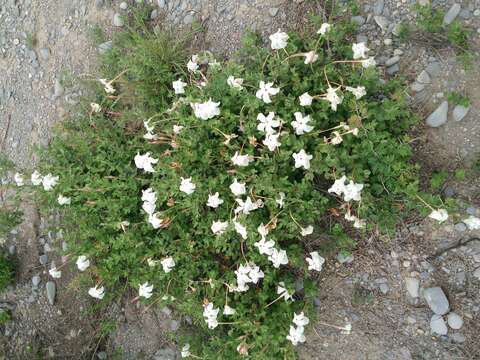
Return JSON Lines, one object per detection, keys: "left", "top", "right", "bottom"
{"left": 33, "top": 15, "right": 424, "bottom": 359}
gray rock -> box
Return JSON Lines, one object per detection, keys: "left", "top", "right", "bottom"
{"left": 374, "top": 16, "right": 389, "bottom": 31}
{"left": 158, "top": 0, "right": 166, "bottom": 8}
{"left": 386, "top": 64, "right": 399, "bottom": 75}
{"left": 8, "top": 245, "right": 16, "bottom": 255}
{"left": 373, "top": 0, "right": 384, "bottom": 15}
{"left": 113, "top": 13, "right": 124, "bottom": 27}
{"left": 430, "top": 314, "right": 448, "bottom": 335}
{"left": 151, "top": 9, "right": 159, "bottom": 19}
{"left": 426, "top": 62, "right": 441, "bottom": 77}
{"left": 183, "top": 14, "right": 194, "bottom": 25}
{"left": 466, "top": 206, "right": 478, "bottom": 216}
{"left": 169, "top": 319, "right": 180, "bottom": 331}
{"left": 46, "top": 281, "right": 56, "bottom": 305}
{"left": 96, "top": 352, "right": 107, "bottom": 360}
{"left": 454, "top": 222, "right": 467, "bottom": 232}
{"left": 473, "top": 267, "right": 480, "bottom": 280}
{"left": 32, "top": 275, "right": 41, "bottom": 287}
{"left": 411, "top": 82, "right": 425, "bottom": 92}
{"left": 39, "top": 254, "right": 48, "bottom": 265}
{"left": 98, "top": 41, "right": 112, "bottom": 55}
{"left": 417, "top": 70, "right": 431, "bottom": 84}
{"left": 424, "top": 287, "right": 450, "bottom": 315}
{"left": 351, "top": 16, "right": 365, "bottom": 26}
{"left": 337, "top": 253, "right": 354, "bottom": 264}
{"left": 385, "top": 56, "right": 400, "bottom": 67}
{"left": 443, "top": 186, "right": 456, "bottom": 198}
{"left": 405, "top": 278, "right": 420, "bottom": 298}
{"left": 452, "top": 105, "right": 470, "bottom": 122}
{"left": 120, "top": 2, "right": 128, "bottom": 10}
{"left": 443, "top": 4, "right": 461, "bottom": 25}
{"left": 39, "top": 48, "right": 50, "bottom": 61}
{"left": 53, "top": 78, "right": 64, "bottom": 99}
{"left": 426, "top": 101, "right": 448, "bottom": 127}
{"left": 459, "top": 9, "right": 471, "bottom": 19}
{"left": 379, "top": 283, "right": 389, "bottom": 294}
{"left": 450, "top": 332, "right": 466, "bottom": 343}
{"left": 153, "top": 347, "right": 177, "bottom": 360}
{"left": 269, "top": 7, "right": 279, "bottom": 17}
{"left": 447, "top": 312, "right": 463, "bottom": 329}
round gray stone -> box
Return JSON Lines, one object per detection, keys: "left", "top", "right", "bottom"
{"left": 443, "top": 4, "right": 461, "bottom": 25}
{"left": 424, "top": 287, "right": 450, "bottom": 315}
{"left": 113, "top": 13, "right": 124, "bottom": 27}
{"left": 426, "top": 101, "right": 448, "bottom": 127}
{"left": 46, "top": 281, "right": 56, "bottom": 305}
{"left": 405, "top": 277, "right": 420, "bottom": 298}
{"left": 430, "top": 314, "right": 448, "bottom": 335}
{"left": 452, "top": 105, "right": 470, "bottom": 122}
{"left": 39, "top": 254, "right": 48, "bottom": 265}
{"left": 447, "top": 312, "right": 463, "bottom": 329}
{"left": 32, "top": 275, "right": 41, "bottom": 287}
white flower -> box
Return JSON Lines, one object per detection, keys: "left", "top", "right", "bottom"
{"left": 331, "top": 131, "right": 343, "bottom": 145}
{"left": 76, "top": 256, "right": 90, "bottom": 271}
{"left": 57, "top": 195, "right": 71, "bottom": 206}
{"left": 317, "top": 23, "right": 332, "bottom": 35}
{"left": 90, "top": 102, "right": 102, "bottom": 113}
{"left": 304, "top": 51, "right": 318, "bottom": 64}
{"left": 325, "top": 86, "right": 343, "bottom": 111}
{"left": 211, "top": 220, "right": 229, "bottom": 235}
{"left": 147, "top": 258, "right": 159, "bottom": 267}
{"left": 268, "top": 248, "right": 289, "bottom": 268}
{"left": 181, "top": 344, "right": 191, "bottom": 358}
{"left": 203, "top": 303, "right": 220, "bottom": 329}
{"left": 31, "top": 170, "right": 42, "bottom": 186}
{"left": 231, "top": 152, "right": 252, "bottom": 167}
{"left": 207, "top": 192, "right": 224, "bottom": 208}
{"left": 161, "top": 257, "right": 175, "bottom": 273}
{"left": 263, "top": 133, "right": 281, "bottom": 152}
{"left": 257, "top": 112, "right": 281, "bottom": 135}
{"left": 223, "top": 305, "right": 236, "bottom": 315}
{"left": 191, "top": 99, "right": 221, "bottom": 120}
{"left": 353, "top": 217, "right": 366, "bottom": 229}
{"left": 306, "top": 251, "right": 325, "bottom": 272}
{"left": 292, "top": 149, "right": 313, "bottom": 170}
{"left": 362, "top": 56, "right": 376, "bottom": 68}
{"left": 291, "top": 112, "right": 314, "bottom": 135}
{"left": 142, "top": 188, "right": 157, "bottom": 204}
{"left": 14, "top": 173, "right": 24, "bottom": 186}
{"left": 293, "top": 312, "right": 310, "bottom": 327}
{"left": 254, "top": 237, "right": 275, "bottom": 256}
{"left": 277, "top": 282, "right": 293, "bottom": 301}
{"left": 148, "top": 213, "right": 165, "bottom": 229}
{"left": 269, "top": 30, "right": 289, "bottom": 50}
{"left": 235, "top": 263, "right": 264, "bottom": 292}
{"left": 42, "top": 174, "right": 59, "bottom": 191}
{"left": 49, "top": 267, "right": 62, "bottom": 279}
{"left": 343, "top": 181, "right": 364, "bottom": 202}
{"left": 143, "top": 120, "right": 158, "bottom": 140}
{"left": 235, "top": 197, "right": 262, "bottom": 215}
{"left": 328, "top": 175, "right": 347, "bottom": 196}
{"left": 346, "top": 86, "right": 366, "bottom": 99}
{"left": 276, "top": 192, "right": 285, "bottom": 208}
{"left": 300, "top": 225, "right": 314, "bottom": 236}
{"left": 230, "top": 179, "right": 246, "bottom": 196}
{"left": 134, "top": 152, "right": 158, "bottom": 173}
{"left": 428, "top": 209, "right": 448, "bottom": 223}
{"left": 173, "top": 125, "right": 184, "bottom": 134}
{"left": 227, "top": 76, "right": 244, "bottom": 89}
{"left": 463, "top": 216, "right": 480, "bottom": 230}
{"left": 256, "top": 81, "right": 280, "bottom": 104}
{"left": 286, "top": 325, "right": 306, "bottom": 346}
{"left": 352, "top": 42, "right": 369, "bottom": 59}
{"left": 99, "top": 78, "right": 115, "bottom": 94}
{"left": 88, "top": 285, "right": 105, "bottom": 300}
{"left": 248, "top": 264, "right": 264, "bottom": 283}
{"left": 299, "top": 92, "right": 313, "bottom": 106}
{"left": 180, "top": 177, "right": 196, "bottom": 195}
{"left": 173, "top": 79, "right": 187, "bottom": 94}
{"left": 234, "top": 221, "right": 248, "bottom": 240}
{"left": 142, "top": 200, "right": 156, "bottom": 215}
{"left": 257, "top": 224, "right": 269, "bottom": 238}
{"left": 187, "top": 55, "right": 199, "bottom": 72}
{"left": 139, "top": 282, "right": 154, "bottom": 298}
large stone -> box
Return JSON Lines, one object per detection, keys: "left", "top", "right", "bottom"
{"left": 447, "top": 312, "right": 463, "bottom": 329}
{"left": 426, "top": 101, "right": 448, "bottom": 127}
{"left": 373, "top": 0, "right": 384, "bottom": 15}
{"left": 46, "top": 281, "right": 56, "bottom": 305}
{"left": 405, "top": 278, "right": 420, "bottom": 298}
{"left": 424, "top": 287, "right": 450, "bottom": 315}
{"left": 113, "top": 13, "right": 124, "bottom": 27}
{"left": 430, "top": 314, "right": 448, "bottom": 335}
{"left": 425, "top": 62, "right": 441, "bottom": 77}
{"left": 452, "top": 105, "right": 470, "bottom": 122}
{"left": 385, "top": 56, "right": 400, "bottom": 67}
{"left": 443, "top": 4, "right": 461, "bottom": 25}
{"left": 416, "top": 70, "right": 431, "bottom": 84}
{"left": 374, "top": 16, "right": 389, "bottom": 31}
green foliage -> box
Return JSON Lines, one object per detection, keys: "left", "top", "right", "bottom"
{"left": 447, "top": 21, "right": 471, "bottom": 49}
{"left": 26, "top": 32, "right": 38, "bottom": 49}
{"left": 0, "top": 253, "right": 14, "bottom": 291}
{"left": 396, "top": 22, "right": 411, "bottom": 43}
{"left": 0, "top": 308, "right": 11, "bottom": 324}
{"left": 430, "top": 171, "right": 448, "bottom": 190}
{"left": 88, "top": 24, "right": 106, "bottom": 45}
{"left": 454, "top": 168, "right": 466, "bottom": 180}
{"left": 414, "top": 4, "right": 444, "bottom": 33}
{"left": 446, "top": 91, "right": 470, "bottom": 107}
{"left": 0, "top": 155, "right": 23, "bottom": 238}
{"left": 35, "top": 16, "right": 421, "bottom": 359}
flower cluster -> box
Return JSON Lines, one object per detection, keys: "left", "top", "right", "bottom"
{"left": 234, "top": 262, "right": 265, "bottom": 292}
{"left": 203, "top": 302, "right": 220, "bottom": 329}
{"left": 286, "top": 312, "right": 310, "bottom": 346}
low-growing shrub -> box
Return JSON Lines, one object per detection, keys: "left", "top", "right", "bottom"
{"left": 30, "top": 12, "right": 429, "bottom": 359}
{"left": 0, "top": 253, "right": 14, "bottom": 291}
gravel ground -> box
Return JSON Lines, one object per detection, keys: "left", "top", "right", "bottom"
{"left": 1, "top": 0, "right": 480, "bottom": 359}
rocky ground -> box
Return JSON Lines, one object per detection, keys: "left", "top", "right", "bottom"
{"left": 1, "top": 0, "right": 480, "bottom": 359}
